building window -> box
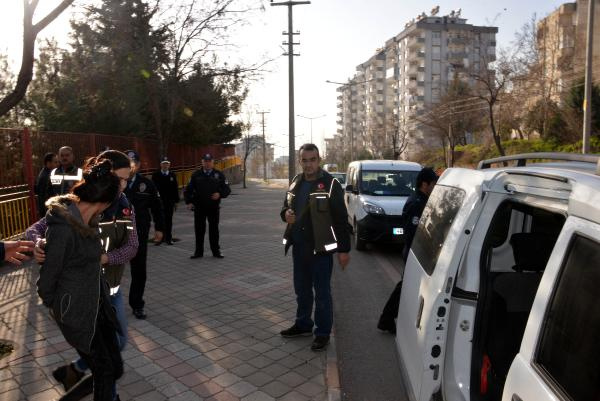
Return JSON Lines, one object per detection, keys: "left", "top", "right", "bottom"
{"left": 535, "top": 235, "right": 600, "bottom": 400}
{"left": 432, "top": 61, "right": 441, "bottom": 74}
{"left": 432, "top": 46, "right": 441, "bottom": 60}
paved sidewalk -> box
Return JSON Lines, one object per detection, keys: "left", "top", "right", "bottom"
{"left": 0, "top": 181, "right": 337, "bottom": 401}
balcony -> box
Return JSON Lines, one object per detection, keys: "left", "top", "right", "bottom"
{"left": 448, "top": 37, "right": 468, "bottom": 45}
{"left": 407, "top": 36, "right": 426, "bottom": 49}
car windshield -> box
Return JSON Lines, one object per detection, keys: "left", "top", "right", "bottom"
{"left": 331, "top": 173, "right": 346, "bottom": 184}
{"left": 359, "top": 170, "right": 418, "bottom": 196}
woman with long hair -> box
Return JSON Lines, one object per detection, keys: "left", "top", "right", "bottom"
{"left": 37, "top": 158, "right": 123, "bottom": 401}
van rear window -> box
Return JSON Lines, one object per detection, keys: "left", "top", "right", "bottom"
{"left": 412, "top": 186, "right": 465, "bottom": 275}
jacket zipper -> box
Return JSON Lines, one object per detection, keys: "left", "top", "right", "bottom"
{"left": 90, "top": 264, "right": 101, "bottom": 350}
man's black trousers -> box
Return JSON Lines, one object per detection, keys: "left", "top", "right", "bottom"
{"left": 129, "top": 223, "right": 149, "bottom": 310}
{"left": 194, "top": 206, "right": 220, "bottom": 255}
{"left": 163, "top": 203, "right": 175, "bottom": 242}
{"left": 380, "top": 280, "right": 402, "bottom": 323}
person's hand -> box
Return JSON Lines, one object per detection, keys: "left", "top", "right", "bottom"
{"left": 285, "top": 209, "right": 296, "bottom": 224}
{"left": 187, "top": 203, "right": 194, "bottom": 211}
{"left": 211, "top": 192, "right": 220, "bottom": 201}
{"left": 154, "top": 231, "right": 163, "bottom": 243}
{"left": 34, "top": 239, "right": 46, "bottom": 264}
{"left": 3, "top": 240, "right": 35, "bottom": 266}
{"left": 337, "top": 252, "right": 350, "bottom": 270}
{"left": 100, "top": 253, "right": 109, "bottom": 265}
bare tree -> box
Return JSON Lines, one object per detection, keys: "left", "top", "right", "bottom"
{"left": 0, "top": 0, "right": 75, "bottom": 117}
{"left": 150, "top": 0, "right": 271, "bottom": 154}
{"left": 386, "top": 113, "right": 409, "bottom": 160}
{"left": 417, "top": 79, "right": 484, "bottom": 167}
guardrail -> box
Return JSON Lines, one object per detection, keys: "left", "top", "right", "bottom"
{"left": 0, "top": 193, "right": 31, "bottom": 240}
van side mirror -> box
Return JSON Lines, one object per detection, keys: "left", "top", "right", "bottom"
{"left": 345, "top": 184, "right": 354, "bottom": 192}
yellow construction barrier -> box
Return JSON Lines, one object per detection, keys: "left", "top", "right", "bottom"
{"left": 0, "top": 195, "right": 31, "bottom": 240}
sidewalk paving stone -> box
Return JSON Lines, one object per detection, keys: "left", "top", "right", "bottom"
{"left": 0, "top": 182, "right": 335, "bottom": 400}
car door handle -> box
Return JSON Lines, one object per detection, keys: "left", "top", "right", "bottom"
{"left": 511, "top": 394, "right": 523, "bottom": 401}
{"left": 416, "top": 296, "right": 424, "bottom": 329}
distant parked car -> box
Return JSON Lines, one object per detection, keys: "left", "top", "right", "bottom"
{"left": 330, "top": 172, "right": 346, "bottom": 186}
{"left": 345, "top": 160, "right": 421, "bottom": 251}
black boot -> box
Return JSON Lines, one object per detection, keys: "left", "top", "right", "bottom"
{"left": 58, "top": 374, "right": 93, "bottom": 401}
{"left": 52, "top": 363, "right": 85, "bottom": 392}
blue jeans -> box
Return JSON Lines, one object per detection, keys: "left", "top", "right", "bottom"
{"left": 292, "top": 242, "right": 334, "bottom": 337}
{"left": 75, "top": 288, "right": 127, "bottom": 399}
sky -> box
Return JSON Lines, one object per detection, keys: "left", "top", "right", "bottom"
{"left": 0, "top": 0, "right": 567, "bottom": 157}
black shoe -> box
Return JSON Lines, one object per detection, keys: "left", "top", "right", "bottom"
{"left": 190, "top": 253, "right": 203, "bottom": 259}
{"left": 166, "top": 240, "right": 174, "bottom": 245}
{"left": 53, "top": 363, "right": 85, "bottom": 391}
{"left": 58, "top": 374, "right": 93, "bottom": 401}
{"left": 377, "top": 317, "right": 397, "bottom": 335}
{"left": 280, "top": 324, "right": 312, "bottom": 338}
{"left": 133, "top": 309, "right": 147, "bottom": 319}
{"left": 213, "top": 252, "right": 224, "bottom": 258}
{"left": 311, "top": 336, "right": 330, "bottom": 352}
{"left": 154, "top": 241, "right": 162, "bottom": 246}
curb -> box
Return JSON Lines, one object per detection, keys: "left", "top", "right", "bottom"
{"left": 326, "top": 331, "right": 341, "bottom": 401}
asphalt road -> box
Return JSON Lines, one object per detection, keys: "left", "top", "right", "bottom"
{"left": 332, "top": 241, "right": 410, "bottom": 401}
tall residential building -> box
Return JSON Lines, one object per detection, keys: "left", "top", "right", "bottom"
{"left": 333, "top": 8, "right": 497, "bottom": 159}
{"left": 537, "top": 1, "right": 600, "bottom": 102}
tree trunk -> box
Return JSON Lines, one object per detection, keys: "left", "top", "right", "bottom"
{"left": 0, "top": 0, "right": 74, "bottom": 118}
{"left": 489, "top": 103, "right": 506, "bottom": 156}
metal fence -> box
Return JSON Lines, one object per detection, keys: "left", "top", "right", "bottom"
{"left": 0, "top": 128, "right": 241, "bottom": 239}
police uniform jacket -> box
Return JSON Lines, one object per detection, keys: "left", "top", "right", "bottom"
{"left": 281, "top": 170, "right": 351, "bottom": 255}
{"left": 125, "top": 173, "right": 165, "bottom": 231}
{"left": 48, "top": 165, "right": 83, "bottom": 196}
{"left": 184, "top": 169, "right": 231, "bottom": 208}
{"left": 152, "top": 170, "right": 180, "bottom": 205}
{"left": 402, "top": 189, "right": 429, "bottom": 251}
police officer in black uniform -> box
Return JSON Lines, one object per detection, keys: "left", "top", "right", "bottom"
{"left": 152, "top": 156, "right": 180, "bottom": 245}
{"left": 377, "top": 167, "right": 438, "bottom": 334}
{"left": 124, "top": 150, "right": 165, "bottom": 319}
{"left": 184, "top": 153, "right": 231, "bottom": 259}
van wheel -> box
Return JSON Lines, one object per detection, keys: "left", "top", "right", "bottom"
{"left": 354, "top": 222, "right": 366, "bottom": 251}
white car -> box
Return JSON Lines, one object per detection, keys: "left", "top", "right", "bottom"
{"left": 395, "top": 152, "right": 600, "bottom": 401}
{"left": 345, "top": 160, "right": 422, "bottom": 250}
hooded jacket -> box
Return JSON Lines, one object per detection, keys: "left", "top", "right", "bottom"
{"left": 281, "top": 169, "right": 351, "bottom": 255}
{"left": 37, "top": 195, "right": 115, "bottom": 354}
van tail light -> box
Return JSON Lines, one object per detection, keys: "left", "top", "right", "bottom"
{"left": 480, "top": 354, "right": 491, "bottom": 395}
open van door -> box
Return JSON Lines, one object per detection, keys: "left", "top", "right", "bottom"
{"left": 396, "top": 169, "right": 487, "bottom": 401}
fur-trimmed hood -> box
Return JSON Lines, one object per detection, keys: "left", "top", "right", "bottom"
{"left": 45, "top": 194, "right": 98, "bottom": 238}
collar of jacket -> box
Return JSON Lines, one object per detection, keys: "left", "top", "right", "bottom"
{"left": 289, "top": 169, "right": 327, "bottom": 193}
{"left": 45, "top": 194, "right": 99, "bottom": 238}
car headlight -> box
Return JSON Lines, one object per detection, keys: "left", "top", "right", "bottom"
{"left": 362, "top": 201, "right": 385, "bottom": 215}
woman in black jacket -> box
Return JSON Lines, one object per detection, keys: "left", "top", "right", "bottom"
{"left": 37, "top": 158, "right": 123, "bottom": 401}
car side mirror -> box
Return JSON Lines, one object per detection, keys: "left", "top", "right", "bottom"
{"left": 345, "top": 184, "right": 353, "bottom": 192}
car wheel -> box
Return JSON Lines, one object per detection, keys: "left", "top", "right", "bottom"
{"left": 354, "top": 222, "right": 366, "bottom": 251}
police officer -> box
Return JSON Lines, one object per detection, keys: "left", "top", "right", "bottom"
{"left": 152, "top": 156, "right": 180, "bottom": 245}
{"left": 184, "top": 153, "right": 231, "bottom": 259}
{"left": 124, "top": 150, "right": 165, "bottom": 319}
{"left": 48, "top": 146, "right": 83, "bottom": 196}
{"left": 279, "top": 143, "right": 351, "bottom": 352}
{"left": 377, "top": 167, "right": 438, "bottom": 334}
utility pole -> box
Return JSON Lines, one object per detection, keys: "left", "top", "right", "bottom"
{"left": 583, "top": 0, "right": 595, "bottom": 153}
{"left": 258, "top": 111, "right": 270, "bottom": 181}
{"left": 271, "top": 0, "right": 311, "bottom": 183}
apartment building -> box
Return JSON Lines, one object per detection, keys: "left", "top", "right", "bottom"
{"left": 334, "top": 8, "right": 497, "bottom": 159}
{"left": 536, "top": 1, "right": 600, "bottom": 102}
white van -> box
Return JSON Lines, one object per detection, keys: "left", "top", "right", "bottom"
{"left": 345, "top": 160, "right": 422, "bottom": 250}
{"left": 395, "top": 153, "right": 600, "bottom": 401}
